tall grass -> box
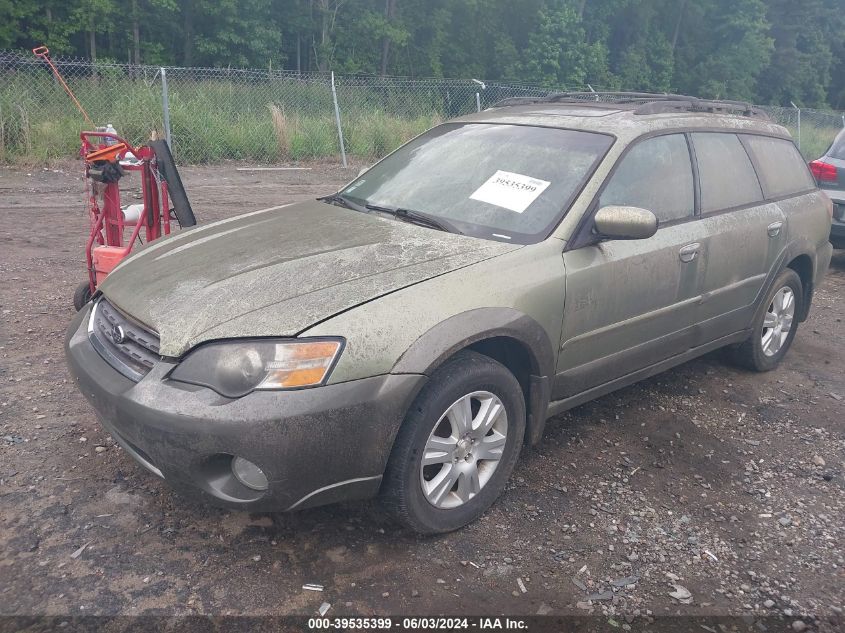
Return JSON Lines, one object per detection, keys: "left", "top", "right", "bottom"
{"left": 785, "top": 125, "right": 840, "bottom": 160}
{"left": 2, "top": 65, "right": 841, "bottom": 164}
{"left": 0, "top": 69, "right": 450, "bottom": 164}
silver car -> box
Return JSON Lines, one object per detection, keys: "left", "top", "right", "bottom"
{"left": 810, "top": 127, "right": 845, "bottom": 248}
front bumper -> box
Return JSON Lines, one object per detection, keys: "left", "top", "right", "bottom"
{"left": 65, "top": 306, "right": 426, "bottom": 511}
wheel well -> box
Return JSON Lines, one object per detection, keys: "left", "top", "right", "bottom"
{"left": 786, "top": 255, "right": 813, "bottom": 321}
{"left": 466, "top": 336, "right": 534, "bottom": 397}
{"left": 465, "top": 336, "right": 545, "bottom": 445}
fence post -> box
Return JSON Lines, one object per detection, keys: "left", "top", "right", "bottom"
{"left": 472, "top": 78, "right": 485, "bottom": 113}
{"left": 330, "top": 71, "right": 348, "bottom": 168}
{"left": 790, "top": 101, "right": 800, "bottom": 150}
{"left": 161, "top": 67, "right": 172, "bottom": 151}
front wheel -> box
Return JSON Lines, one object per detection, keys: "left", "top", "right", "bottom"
{"left": 730, "top": 268, "right": 802, "bottom": 372}
{"left": 73, "top": 281, "right": 93, "bottom": 312}
{"left": 382, "top": 350, "right": 525, "bottom": 534}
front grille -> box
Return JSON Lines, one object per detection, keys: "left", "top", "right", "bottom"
{"left": 88, "top": 298, "right": 160, "bottom": 381}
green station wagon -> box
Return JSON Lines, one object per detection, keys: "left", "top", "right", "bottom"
{"left": 66, "top": 93, "right": 833, "bottom": 533}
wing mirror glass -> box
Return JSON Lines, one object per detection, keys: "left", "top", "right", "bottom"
{"left": 593, "top": 205, "right": 658, "bottom": 240}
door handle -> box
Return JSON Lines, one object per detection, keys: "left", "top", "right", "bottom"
{"left": 679, "top": 242, "right": 700, "bottom": 263}
{"left": 767, "top": 221, "right": 783, "bottom": 237}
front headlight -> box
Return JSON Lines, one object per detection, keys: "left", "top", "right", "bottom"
{"left": 169, "top": 338, "right": 343, "bottom": 398}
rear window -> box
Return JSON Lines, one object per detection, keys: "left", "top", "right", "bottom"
{"left": 741, "top": 135, "right": 815, "bottom": 198}
{"left": 827, "top": 129, "right": 845, "bottom": 160}
{"left": 692, "top": 133, "right": 763, "bottom": 212}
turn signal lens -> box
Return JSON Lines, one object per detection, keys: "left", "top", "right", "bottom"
{"left": 257, "top": 341, "right": 342, "bottom": 389}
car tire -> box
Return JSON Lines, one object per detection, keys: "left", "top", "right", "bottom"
{"left": 73, "top": 281, "right": 93, "bottom": 312}
{"left": 730, "top": 268, "right": 802, "bottom": 372}
{"left": 382, "top": 350, "right": 525, "bottom": 534}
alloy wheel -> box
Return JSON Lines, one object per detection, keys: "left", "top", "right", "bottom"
{"left": 420, "top": 391, "right": 508, "bottom": 509}
{"left": 761, "top": 286, "right": 795, "bottom": 357}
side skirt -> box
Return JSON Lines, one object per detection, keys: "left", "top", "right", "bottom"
{"left": 545, "top": 330, "right": 751, "bottom": 419}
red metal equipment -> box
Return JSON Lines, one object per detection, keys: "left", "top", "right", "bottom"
{"left": 32, "top": 45, "right": 196, "bottom": 310}
{"left": 76, "top": 131, "right": 174, "bottom": 309}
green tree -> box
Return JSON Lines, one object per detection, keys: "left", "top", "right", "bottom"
{"left": 521, "top": 3, "right": 591, "bottom": 88}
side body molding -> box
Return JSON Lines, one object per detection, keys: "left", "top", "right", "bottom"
{"left": 392, "top": 307, "right": 555, "bottom": 445}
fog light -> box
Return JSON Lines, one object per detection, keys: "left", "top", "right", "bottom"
{"left": 231, "top": 457, "right": 268, "bottom": 491}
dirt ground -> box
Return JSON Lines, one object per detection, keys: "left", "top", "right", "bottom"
{"left": 1, "top": 162, "right": 843, "bottom": 629}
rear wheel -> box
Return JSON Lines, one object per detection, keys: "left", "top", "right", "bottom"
{"left": 730, "top": 268, "right": 802, "bottom": 372}
{"left": 382, "top": 350, "right": 525, "bottom": 534}
{"left": 73, "top": 281, "right": 93, "bottom": 312}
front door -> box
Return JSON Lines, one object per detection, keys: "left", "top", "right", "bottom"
{"left": 555, "top": 133, "right": 704, "bottom": 399}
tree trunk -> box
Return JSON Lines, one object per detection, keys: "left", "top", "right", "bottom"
{"left": 671, "top": 0, "right": 687, "bottom": 52}
{"left": 380, "top": 0, "right": 396, "bottom": 76}
{"left": 183, "top": 0, "right": 194, "bottom": 66}
{"left": 319, "top": 0, "right": 330, "bottom": 71}
{"left": 132, "top": 0, "right": 141, "bottom": 65}
{"left": 308, "top": 0, "right": 315, "bottom": 71}
{"left": 578, "top": 0, "right": 587, "bottom": 19}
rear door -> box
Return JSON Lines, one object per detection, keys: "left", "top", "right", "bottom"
{"left": 742, "top": 134, "right": 831, "bottom": 242}
{"left": 689, "top": 132, "right": 783, "bottom": 345}
{"left": 556, "top": 133, "right": 707, "bottom": 398}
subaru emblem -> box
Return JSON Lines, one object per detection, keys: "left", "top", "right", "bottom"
{"left": 111, "top": 324, "right": 126, "bottom": 345}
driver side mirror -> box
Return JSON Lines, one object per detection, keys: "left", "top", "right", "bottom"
{"left": 594, "top": 205, "right": 658, "bottom": 240}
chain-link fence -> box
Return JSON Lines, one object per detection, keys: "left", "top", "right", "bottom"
{"left": 2, "top": 50, "right": 843, "bottom": 165}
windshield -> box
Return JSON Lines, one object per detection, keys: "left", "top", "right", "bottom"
{"left": 339, "top": 123, "right": 614, "bottom": 243}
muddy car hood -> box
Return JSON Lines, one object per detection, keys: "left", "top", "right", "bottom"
{"left": 99, "top": 200, "right": 519, "bottom": 357}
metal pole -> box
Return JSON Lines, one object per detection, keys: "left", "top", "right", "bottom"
{"left": 472, "top": 79, "right": 485, "bottom": 113}
{"left": 161, "top": 67, "right": 172, "bottom": 150}
{"left": 330, "top": 71, "right": 347, "bottom": 168}
{"left": 790, "top": 101, "right": 800, "bottom": 150}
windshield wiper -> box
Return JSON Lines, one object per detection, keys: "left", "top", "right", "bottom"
{"left": 320, "top": 192, "right": 364, "bottom": 212}
{"left": 365, "top": 203, "right": 462, "bottom": 234}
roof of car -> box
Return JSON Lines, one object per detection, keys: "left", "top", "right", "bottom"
{"left": 454, "top": 94, "right": 791, "bottom": 142}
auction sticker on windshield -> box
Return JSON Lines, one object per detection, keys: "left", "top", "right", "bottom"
{"left": 470, "top": 170, "right": 551, "bottom": 213}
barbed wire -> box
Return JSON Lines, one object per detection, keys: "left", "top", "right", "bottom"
{"left": 1, "top": 50, "right": 842, "bottom": 165}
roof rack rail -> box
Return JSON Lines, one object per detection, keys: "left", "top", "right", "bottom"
{"left": 491, "top": 91, "right": 770, "bottom": 120}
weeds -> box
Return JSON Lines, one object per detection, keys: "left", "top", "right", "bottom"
{"left": 0, "top": 71, "right": 451, "bottom": 164}
{"left": 1, "top": 67, "right": 841, "bottom": 165}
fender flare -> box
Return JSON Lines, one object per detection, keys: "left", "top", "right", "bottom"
{"left": 766, "top": 241, "right": 819, "bottom": 322}
{"left": 392, "top": 307, "right": 555, "bottom": 445}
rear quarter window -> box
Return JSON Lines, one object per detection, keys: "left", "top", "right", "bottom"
{"left": 741, "top": 135, "right": 815, "bottom": 199}
{"left": 691, "top": 133, "right": 763, "bottom": 213}
{"left": 827, "top": 130, "right": 845, "bottom": 160}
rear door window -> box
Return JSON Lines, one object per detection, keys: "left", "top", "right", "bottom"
{"left": 741, "top": 135, "right": 816, "bottom": 198}
{"left": 599, "top": 134, "right": 694, "bottom": 223}
{"left": 691, "top": 133, "right": 763, "bottom": 213}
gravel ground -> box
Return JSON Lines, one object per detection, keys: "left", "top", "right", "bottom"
{"left": 0, "top": 162, "right": 843, "bottom": 629}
